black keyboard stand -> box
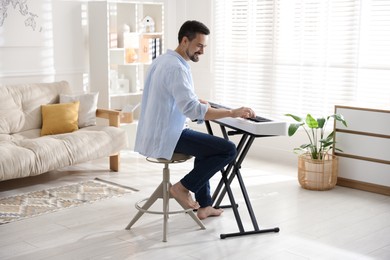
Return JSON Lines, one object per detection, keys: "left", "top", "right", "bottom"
{"left": 205, "top": 120, "right": 280, "bottom": 239}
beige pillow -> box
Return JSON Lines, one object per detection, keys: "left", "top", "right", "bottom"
{"left": 41, "top": 102, "right": 80, "bottom": 136}
{"left": 60, "top": 93, "right": 99, "bottom": 127}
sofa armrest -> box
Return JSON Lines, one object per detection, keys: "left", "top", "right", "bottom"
{"left": 96, "top": 108, "right": 123, "bottom": 172}
{"left": 96, "top": 108, "right": 120, "bottom": 127}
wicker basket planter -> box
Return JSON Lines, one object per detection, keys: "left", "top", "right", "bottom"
{"left": 297, "top": 153, "right": 338, "bottom": 191}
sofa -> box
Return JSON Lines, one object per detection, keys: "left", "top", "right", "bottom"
{"left": 0, "top": 81, "right": 127, "bottom": 181}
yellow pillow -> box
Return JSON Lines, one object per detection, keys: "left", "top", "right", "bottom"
{"left": 41, "top": 101, "right": 80, "bottom": 136}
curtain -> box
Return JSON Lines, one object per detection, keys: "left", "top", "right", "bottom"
{"left": 213, "top": 0, "right": 390, "bottom": 118}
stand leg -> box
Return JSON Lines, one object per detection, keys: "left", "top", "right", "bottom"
{"left": 205, "top": 121, "right": 281, "bottom": 239}
{"left": 221, "top": 227, "right": 280, "bottom": 239}
{"left": 212, "top": 134, "right": 249, "bottom": 207}
{"left": 221, "top": 167, "right": 245, "bottom": 232}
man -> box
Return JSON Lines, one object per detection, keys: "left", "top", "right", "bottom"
{"left": 134, "top": 20, "right": 256, "bottom": 220}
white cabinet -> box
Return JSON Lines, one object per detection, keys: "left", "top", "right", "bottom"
{"left": 88, "top": 1, "right": 164, "bottom": 119}
{"left": 334, "top": 105, "right": 390, "bottom": 195}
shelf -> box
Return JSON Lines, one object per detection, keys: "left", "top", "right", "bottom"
{"left": 117, "top": 62, "right": 140, "bottom": 66}
{"left": 109, "top": 49, "right": 156, "bottom": 66}
{"left": 110, "top": 91, "right": 142, "bottom": 97}
{"left": 142, "top": 32, "right": 163, "bottom": 38}
{"left": 110, "top": 48, "right": 125, "bottom": 51}
{"left": 118, "top": 62, "right": 149, "bottom": 66}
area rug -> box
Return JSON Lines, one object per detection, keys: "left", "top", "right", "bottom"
{"left": 0, "top": 178, "right": 138, "bottom": 225}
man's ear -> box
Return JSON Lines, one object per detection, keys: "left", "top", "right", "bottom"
{"left": 181, "top": 36, "right": 190, "bottom": 46}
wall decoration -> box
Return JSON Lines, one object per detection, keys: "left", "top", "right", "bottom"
{"left": 0, "top": 0, "right": 47, "bottom": 46}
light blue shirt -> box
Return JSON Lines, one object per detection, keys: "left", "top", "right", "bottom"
{"left": 134, "top": 49, "right": 208, "bottom": 159}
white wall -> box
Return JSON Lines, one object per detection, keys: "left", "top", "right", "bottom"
{"left": 52, "top": 1, "right": 87, "bottom": 91}
{"left": 168, "top": 0, "right": 214, "bottom": 101}
{"left": 0, "top": 0, "right": 86, "bottom": 91}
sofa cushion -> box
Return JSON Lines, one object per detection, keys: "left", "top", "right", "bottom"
{"left": 60, "top": 92, "right": 99, "bottom": 128}
{"left": 0, "top": 126, "right": 126, "bottom": 181}
{"left": 0, "top": 81, "right": 71, "bottom": 134}
{"left": 41, "top": 101, "right": 80, "bottom": 136}
{"left": 0, "top": 141, "right": 37, "bottom": 180}
{"left": 10, "top": 129, "right": 41, "bottom": 140}
{"left": 0, "top": 134, "right": 12, "bottom": 142}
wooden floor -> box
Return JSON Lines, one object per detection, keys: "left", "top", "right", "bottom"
{"left": 0, "top": 150, "right": 389, "bottom": 260}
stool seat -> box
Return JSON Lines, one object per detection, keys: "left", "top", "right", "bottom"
{"left": 148, "top": 153, "right": 193, "bottom": 164}
{"left": 125, "top": 153, "right": 205, "bottom": 242}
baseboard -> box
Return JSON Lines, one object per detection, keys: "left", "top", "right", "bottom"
{"left": 337, "top": 177, "right": 390, "bottom": 196}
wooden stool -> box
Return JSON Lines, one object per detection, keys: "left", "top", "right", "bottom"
{"left": 125, "top": 153, "right": 206, "bottom": 242}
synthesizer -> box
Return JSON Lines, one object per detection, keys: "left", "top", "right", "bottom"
{"left": 208, "top": 101, "right": 288, "bottom": 136}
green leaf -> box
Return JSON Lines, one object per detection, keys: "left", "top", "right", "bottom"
{"left": 320, "top": 132, "right": 334, "bottom": 148}
{"left": 330, "top": 114, "right": 348, "bottom": 127}
{"left": 285, "top": 114, "right": 303, "bottom": 122}
{"left": 317, "top": 117, "right": 326, "bottom": 128}
{"left": 326, "top": 131, "right": 334, "bottom": 139}
{"left": 306, "top": 114, "right": 318, "bottom": 128}
{"left": 321, "top": 141, "right": 333, "bottom": 148}
{"left": 300, "top": 144, "right": 311, "bottom": 149}
{"left": 293, "top": 147, "right": 304, "bottom": 154}
{"left": 288, "top": 123, "right": 303, "bottom": 136}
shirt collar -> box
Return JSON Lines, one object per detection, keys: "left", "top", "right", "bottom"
{"left": 167, "top": 49, "right": 190, "bottom": 69}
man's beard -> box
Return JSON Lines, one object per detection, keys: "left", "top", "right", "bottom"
{"left": 186, "top": 50, "right": 199, "bottom": 62}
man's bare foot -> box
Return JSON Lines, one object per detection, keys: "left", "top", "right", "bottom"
{"left": 197, "top": 206, "right": 224, "bottom": 220}
{"left": 170, "top": 182, "right": 200, "bottom": 209}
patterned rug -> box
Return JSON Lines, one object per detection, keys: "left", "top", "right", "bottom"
{"left": 0, "top": 178, "right": 137, "bottom": 225}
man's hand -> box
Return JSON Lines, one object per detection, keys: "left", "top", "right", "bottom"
{"left": 202, "top": 99, "right": 256, "bottom": 120}
{"left": 199, "top": 99, "right": 209, "bottom": 106}
{"left": 231, "top": 107, "right": 256, "bottom": 119}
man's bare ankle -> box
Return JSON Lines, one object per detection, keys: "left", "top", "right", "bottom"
{"left": 171, "top": 182, "right": 186, "bottom": 192}
{"left": 170, "top": 183, "right": 199, "bottom": 209}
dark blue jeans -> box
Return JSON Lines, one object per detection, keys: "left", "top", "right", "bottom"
{"left": 174, "top": 128, "right": 237, "bottom": 208}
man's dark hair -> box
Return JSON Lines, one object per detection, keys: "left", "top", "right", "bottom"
{"left": 178, "top": 20, "right": 210, "bottom": 43}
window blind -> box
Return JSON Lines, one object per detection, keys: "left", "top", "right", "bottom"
{"left": 213, "top": 0, "right": 390, "bottom": 118}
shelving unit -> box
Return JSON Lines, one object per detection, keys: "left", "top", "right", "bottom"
{"left": 88, "top": 0, "right": 164, "bottom": 120}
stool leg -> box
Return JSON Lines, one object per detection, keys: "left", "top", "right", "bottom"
{"left": 125, "top": 182, "right": 163, "bottom": 230}
{"left": 162, "top": 163, "right": 169, "bottom": 242}
{"left": 188, "top": 211, "right": 206, "bottom": 230}
{"left": 173, "top": 197, "right": 206, "bottom": 230}
{"left": 126, "top": 156, "right": 206, "bottom": 241}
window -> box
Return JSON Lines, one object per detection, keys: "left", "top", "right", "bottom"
{"left": 213, "top": 0, "right": 390, "bottom": 118}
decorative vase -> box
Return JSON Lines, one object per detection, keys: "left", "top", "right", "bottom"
{"left": 297, "top": 153, "right": 338, "bottom": 191}
{"left": 125, "top": 48, "right": 138, "bottom": 63}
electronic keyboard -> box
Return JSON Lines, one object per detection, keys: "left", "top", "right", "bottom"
{"left": 208, "top": 101, "right": 288, "bottom": 136}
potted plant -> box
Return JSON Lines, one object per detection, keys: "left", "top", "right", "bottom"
{"left": 285, "top": 113, "right": 348, "bottom": 190}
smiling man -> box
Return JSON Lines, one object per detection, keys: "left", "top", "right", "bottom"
{"left": 134, "top": 20, "right": 256, "bottom": 220}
